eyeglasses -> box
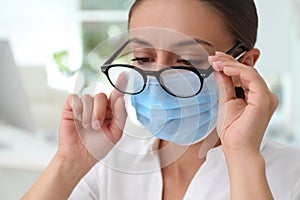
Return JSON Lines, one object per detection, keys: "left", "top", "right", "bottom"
{"left": 101, "top": 39, "right": 248, "bottom": 98}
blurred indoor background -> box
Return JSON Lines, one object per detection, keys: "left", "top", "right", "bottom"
{"left": 0, "top": 0, "right": 299, "bottom": 199}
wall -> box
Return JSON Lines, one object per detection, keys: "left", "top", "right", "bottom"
{"left": 0, "top": 0, "right": 81, "bottom": 68}
{"left": 255, "top": 0, "right": 300, "bottom": 144}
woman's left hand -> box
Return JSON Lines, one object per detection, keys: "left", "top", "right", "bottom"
{"left": 209, "top": 51, "right": 279, "bottom": 158}
{"left": 209, "top": 51, "right": 277, "bottom": 200}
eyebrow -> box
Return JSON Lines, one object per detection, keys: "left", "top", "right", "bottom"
{"left": 176, "top": 39, "right": 214, "bottom": 48}
{"left": 131, "top": 38, "right": 153, "bottom": 47}
{"left": 130, "top": 37, "right": 214, "bottom": 48}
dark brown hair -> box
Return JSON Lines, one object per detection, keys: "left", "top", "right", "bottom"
{"left": 128, "top": 0, "right": 258, "bottom": 49}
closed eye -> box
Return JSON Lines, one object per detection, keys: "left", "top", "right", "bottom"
{"left": 131, "top": 57, "right": 154, "bottom": 65}
{"left": 177, "top": 59, "right": 206, "bottom": 66}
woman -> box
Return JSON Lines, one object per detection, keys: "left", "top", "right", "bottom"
{"left": 23, "top": 0, "right": 300, "bottom": 199}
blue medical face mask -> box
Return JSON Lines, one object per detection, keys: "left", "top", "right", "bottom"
{"left": 130, "top": 73, "right": 219, "bottom": 145}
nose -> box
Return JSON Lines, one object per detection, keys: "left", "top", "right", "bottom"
{"left": 152, "top": 50, "right": 174, "bottom": 70}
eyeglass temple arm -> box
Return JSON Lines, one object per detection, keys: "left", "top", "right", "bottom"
{"left": 203, "top": 41, "right": 248, "bottom": 78}
{"left": 102, "top": 39, "right": 134, "bottom": 66}
{"left": 226, "top": 41, "right": 249, "bottom": 57}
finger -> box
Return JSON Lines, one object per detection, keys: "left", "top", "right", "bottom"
{"left": 108, "top": 71, "right": 128, "bottom": 125}
{"left": 109, "top": 94, "right": 127, "bottom": 141}
{"left": 232, "top": 76, "right": 242, "bottom": 87}
{"left": 221, "top": 63, "right": 269, "bottom": 93}
{"left": 212, "top": 58, "right": 269, "bottom": 92}
{"left": 109, "top": 92, "right": 127, "bottom": 127}
{"left": 62, "top": 94, "right": 83, "bottom": 121}
{"left": 208, "top": 53, "right": 235, "bottom": 64}
{"left": 109, "top": 71, "right": 128, "bottom": 106}
{"left": 81, "top": 94, "right": 94, "bottom": 128}
{"left": 209, "top": 50, "right": 244, "bottom": 70}
{"left": 215, "top": 51, "right": 235, "bottom": 58}
{"left": 213, "top": 71, "right": 236, "bottom": 105}
{"left": 210, "top": 54, "right": 247, "bottom": 103}
{"left": 108, "top": 73, "right": 128, "bottom": 134}
{"left": 91, "top": 93, "right": 108, "bottom": 130}
{"left": 210, "top": 55, "right": 246, "bottom": 97}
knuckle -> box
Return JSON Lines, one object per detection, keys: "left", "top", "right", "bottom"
{"left": 260, "top": 91, "right": 279, "bottom": 114}
{"left": 250, "top": 67, "right": 258, "bottom": 73}
{"left": 270, "top": 92, "right": 279, "bottom": 111}
{"left": 222, "top": 60, "right": 234, "bottom": 66}
{"left": 68, "top": 94, "right": 77, "bottom": 100}
{"left": 67, "top": 94, "right": 78, "bottom": 104}
{"left": 248, "top": 67, "right": 259, "bottom": 77}
{"left": 66, "top": 94, "right": 82, "bottom": 112}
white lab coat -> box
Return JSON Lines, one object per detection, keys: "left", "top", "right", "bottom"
{"left": 69, "top": 119, "right": 300, "bottom": 200}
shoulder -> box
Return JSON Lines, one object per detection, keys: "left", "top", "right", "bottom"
{"left": 261, "top": 140, "right": 300, "bottom": 199}
{"left": 262, "top": 140, "right": 300, "bottom": 164}
{"left": 262, "top": 140, "right": 300, "bottom": 174}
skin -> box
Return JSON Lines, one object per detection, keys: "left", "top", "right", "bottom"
{"left": 22, "top": 0, "right": 278, "bottom": 199}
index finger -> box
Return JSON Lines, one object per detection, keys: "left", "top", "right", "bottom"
{"left": 108, "top": 72, "right": 128, "bottom": 134}
{"left": 109, "top": 71, "right": 128, "bottom": 105}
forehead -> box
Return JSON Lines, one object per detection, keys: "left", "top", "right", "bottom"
{"left": 128, "top": 28, "right": 215, "bottom": 55}
{"left": 129, "top": 0, "right": 234, "bottom": 50}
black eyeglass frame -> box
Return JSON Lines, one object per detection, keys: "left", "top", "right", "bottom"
{"left": 101, "top": 39, "right": 249, "bottom": 98}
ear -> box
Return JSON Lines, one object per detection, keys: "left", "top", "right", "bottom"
{"left": 239, "top": 48, "right": 260, "bottom": 67}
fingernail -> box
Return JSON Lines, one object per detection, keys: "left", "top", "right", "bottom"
{"left": 92, "top": 120, "right": 100, "bottom": 130}
{"left": 208, "top": 56, "right": 215, "bottom": 65}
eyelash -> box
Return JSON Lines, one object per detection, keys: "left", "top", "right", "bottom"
{"left": 177, "top": 59, "right": 193, "bottom": 66}
{"left": 131, "top": 57, "right": 153, "bottom": 64}
{"left": 132, "top": 57, "right": 202, "bottom": 66}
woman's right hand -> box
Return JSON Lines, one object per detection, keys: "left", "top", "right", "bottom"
{"left": 22, "top": 78, "right": 127, "bottom": 200}
{"left": 56, "top": 88, "right": 127, "bottom": 172}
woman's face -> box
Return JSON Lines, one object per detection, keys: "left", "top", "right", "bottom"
{"left": 129, "top": 0, "right": 235, "bottom": 55}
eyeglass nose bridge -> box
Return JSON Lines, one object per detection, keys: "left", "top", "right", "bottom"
{"left": 140, "top": 69, "right": 164, "bottom": 88}
{"left": 138, "top": 69, "right": 177, "bottom": 96}
{"left": 137, "top": 68, "right": 202, "bottom": 98}
{"left": 142, "top": 70, "right": 161, "bottom": 80}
